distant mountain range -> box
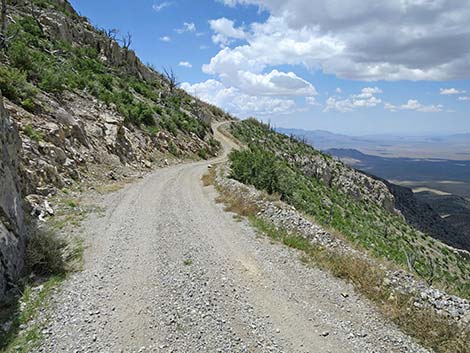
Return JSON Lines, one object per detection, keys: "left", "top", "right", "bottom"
{"left": 277, "top": 128, "right": 470, "bottom": 160}
{"left": 325, "top": 148, "right": 470, "bottom": 183}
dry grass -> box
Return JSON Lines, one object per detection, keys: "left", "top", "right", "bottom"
{"left": 201, "top": 167, "right": 217, "bottom": 187}
{"left": 215, "top": 190, "right": 259, "bottom": 217}
{"left": 95, "top": 182, "right": 126, "bottom": 194}
{"left": 214, "top": 182, "right": 470, "bottom": 353}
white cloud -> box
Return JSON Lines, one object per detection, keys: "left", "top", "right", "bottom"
{"left": 324, "top": 87, "right": 382, "bottom": 112}
{"left": 176, "top": 22, "right": 196, "bottom": 34}
{"left": 178, "top": 61, "right": 192, "bottom": 68}
{"left": 215, "top": 0, "right": 470, "bottom": 81}
{"left": 458, "top": 96, "right": 470, "bottom": 101}
{"left": 159, "top": 36, "right": 171, "bottom": 42}
{"left": 234, "top": 70, "right": 317, "bottom": 97}
{"left": 385, "top": 99, "right": 443, "bottom": 113}
{"left": 181, "top": 79, "right": 297, "bottom": 116}
{"left": 209, "top": 18, "right": 246, "bottom": 47}
{"left": 352, "top": 87, "right": 382, "bottom": 99}
{"left": 306, "top": 96, "right": 318, "bottom": 106}
{"left": 384, "top": 102, "right": 397, "bottom": 112}
{"left": 152, "top": 2, "right": 172, "bottom": 12}
{"left": 335, "top": 87, "right": 342, "bottom": 94}
{"left": 440, "top": 88, "right": 463, "bottom": 95}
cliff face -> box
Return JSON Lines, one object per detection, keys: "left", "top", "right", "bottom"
{"left": 0, "top": 92, "right": 25, "bottom": 300}
{"left": 384, "top": 181, "right": 470, "bottom": 252}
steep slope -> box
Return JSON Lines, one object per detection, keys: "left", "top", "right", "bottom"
{"left": 0, "top": 92, "right": 25, "bottom": 301}
{"left": 326, "top": 148, "right": 470, "bottom": 251}
{"left": 416, "top": 191, "right": 470, "bottom": 240}
{"left": 383, "top": 180, "right": 469, "bottom": 251}
{"left": 229, "top": 119, "right": 470, "bottom": 298}
{"left": 0, "top": 0, "right": 232, "bottom": 197}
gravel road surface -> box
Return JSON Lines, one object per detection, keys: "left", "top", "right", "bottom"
{"left": 35, "top": 124, "right": 428, "bottom": 353}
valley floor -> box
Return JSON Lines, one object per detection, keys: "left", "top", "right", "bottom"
{"left": 34, "top": 126, "right": 428, "bottom": 353}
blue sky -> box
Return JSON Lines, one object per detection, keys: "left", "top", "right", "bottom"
{"left": 69, "top": 0, "right": 470, "bottom": 136}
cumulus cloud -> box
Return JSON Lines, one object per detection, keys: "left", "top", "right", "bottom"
{"left": 178, "top": 61, "right": 192, "bottom": 68}
{"left": 215, "top": 0, "right": 470, "bottom": 81}
{"left": 159, "top": 36, "right": 171, "bottom": 42}
{"left": 324, "top": 87, "right": 382, "bottom": 112}
{"left": 385, "top": 99, "right": 443, "bottom": 113}
{"left": 440, "top": 88, "right": 463, "bottom": 95}
{"left": 181, "top": 79, "right": 297, "bottom": 116}
{"left": 209, "top": 18, "right": 246, "bottom": 47}
{"left": 458, "top": 96, "right": 470, "bottom": 101}
{"left": 176, "top": 22, "right": 196, "bottom": 34}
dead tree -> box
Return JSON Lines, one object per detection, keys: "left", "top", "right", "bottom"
{"left": 120, "top": 32, "right": 132, "bottom": 49}
{"left": 30, "top": 0, "right": 44, "bottom": 35}
{"left": 106, "top": 28, "right": 119, "bottom": 41}
{"left": 163, "top": 67, "right": 180, "bottom": 93}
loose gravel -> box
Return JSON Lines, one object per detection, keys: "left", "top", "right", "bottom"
{"left": 33, "top": 126, "right": 429, "bottom": 353}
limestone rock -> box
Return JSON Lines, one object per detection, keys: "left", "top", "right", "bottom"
{"left": 0, "top": 92, "right": 26, "bottom": 301}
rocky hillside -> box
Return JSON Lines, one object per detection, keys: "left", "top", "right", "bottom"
{"left": 383, "top": 180, "right": 469, "bottom": 252}
{"left": 229, "top": 119, "right": 470, "bottom": 298}
{"left": 0, "top": 0, "right": 232, "bottom": 300}
{"left": 0, "top": 92, "right": 25, "bottom": 300}
{"left": 325, "top": 148, "right": 470, "bottom": 252}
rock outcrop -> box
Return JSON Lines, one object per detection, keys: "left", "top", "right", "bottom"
{"left": 292, "top": 153, "right": 397, "bottom": 213}
{"left": 0, "top": 92, "right": 26, "bottom": 301}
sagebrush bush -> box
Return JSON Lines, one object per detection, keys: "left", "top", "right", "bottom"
{"left": 25, "top": 228, "right": 67, "bottom": 276}
{"left": 0, "top": 66, "right": 37, "bottom": 103}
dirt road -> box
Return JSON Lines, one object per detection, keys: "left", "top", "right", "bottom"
{"left": 35, "top": 124, "right": 427, "bottom": 353}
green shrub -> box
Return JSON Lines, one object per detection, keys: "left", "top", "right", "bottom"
{"left": 23, "top": 124, "right": 44, "bottom": 142}
{"left": 25, "top": 228, "right": 67, "bottom": 276}
{"left": 21, "top": 98, "right": 36, "bottom": 113}
{"left": 198, "top": 148, "right": 209, "bottom": 160}
{"left": 0, "top": 66, "right": 37, "bottom": 103}
{"left": 8, "top": 41, "right": 35, "bottom": 72}
{"left": 39, "top": 69, "right": 65, "bottom": 94}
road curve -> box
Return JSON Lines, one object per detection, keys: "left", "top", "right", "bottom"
{"left": 35, "top": 123, "right": 428, "bottom": 353}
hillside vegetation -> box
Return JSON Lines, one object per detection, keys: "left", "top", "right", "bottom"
{"left": 229, "top": 119, "right": 470, "bottom": 298}
{"left": 0, "top": 0, "right": 232, "bottom": 198}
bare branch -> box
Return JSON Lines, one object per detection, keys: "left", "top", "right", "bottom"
{"left": 162, "top": 67, "right": 180, "bottom": 93}
{"left": 106, "top": 28, "right": 119, "bottom": 41}
{"left": 120, "top": 32, "right": 132, "bottom": 49}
